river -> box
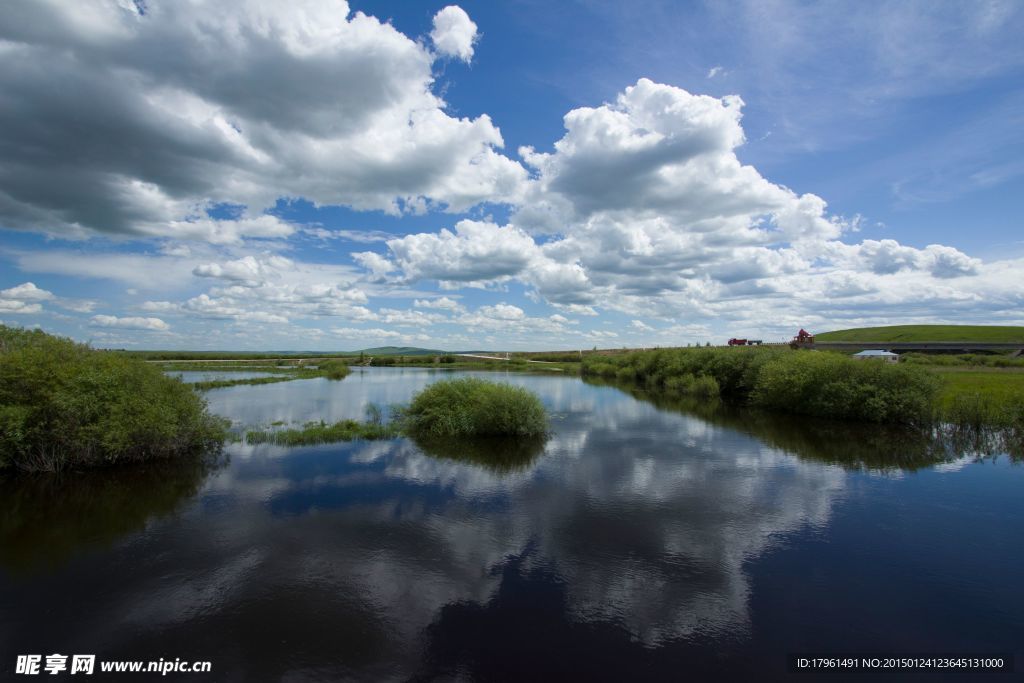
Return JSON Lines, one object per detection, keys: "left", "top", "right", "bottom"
{"left": 1, "top": 367, "right": 1020, "bottom": 680}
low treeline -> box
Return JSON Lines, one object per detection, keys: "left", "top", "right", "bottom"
{"left": 366, "top": 354, "right": 456, "bottom": 366}
{"left": 582, "top": 347, "right": 943, "bottom": 425}
{"left": 1, "top": 326, "right": 227, "bottom": 472}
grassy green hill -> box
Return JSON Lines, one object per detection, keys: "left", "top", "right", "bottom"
{"left": 358, "top": 346, "right": 443, "bottom": 356}
{"left": 817, "top": 325, "right": 1024, "bottom": 343}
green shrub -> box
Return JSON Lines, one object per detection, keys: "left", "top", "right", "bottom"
{"left": 661, "top": 372, "right": 720, "bottom": 399}
{"left": 402, "top": 378, "right": 548, "bottom": 437}
{"left": 751, "top": 351, "right": 939, "bottom": 424}
{"left": 691, "top": 375, "right": 721, "bottom": 399}
{"left": 317, "top": 359, "right": 351, "bottom": 380}
{"left": 0, "top": 325, "right": 227, "bottom": 471}
{"left": 582, "top": 346, "right": 940, "bottom": 425}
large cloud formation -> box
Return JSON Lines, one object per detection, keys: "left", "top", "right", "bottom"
{"left": 0, "top": 0, "right": 524, "bottom": 243}
{"left": 0, "top": 3, "right": 1020, "bottom": 344}
{"left": 372, "top": 78, "right": 1023, "bottom": 333}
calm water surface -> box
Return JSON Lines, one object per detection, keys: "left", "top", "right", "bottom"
{"left": 2, "top": 368, "right": 1021, "bottom": 681}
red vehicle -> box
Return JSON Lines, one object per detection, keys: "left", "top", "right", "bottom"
{"left": 727, "top": 338, "right": 747, "bottom": 346}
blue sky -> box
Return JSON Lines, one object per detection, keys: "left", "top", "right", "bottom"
{"left": 1, "top": 0, "right": 1022, "bottom": 350}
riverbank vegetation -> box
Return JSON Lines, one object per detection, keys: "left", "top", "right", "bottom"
{"left": 0, "top": 326, "right": 227, "bottom": 472}
{"left": 582, "top": 345, "right": 1024, "bottom": 437}
{"left": 583, "top": 347, "right": 940, "bottom": 424}
{"left": 592, "top": 381, "right": 1021, "bottom": 470}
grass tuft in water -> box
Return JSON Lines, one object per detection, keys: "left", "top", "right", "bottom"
{"left": 402, "top": 378, "right": 548, "bottom": 437}
{"left": 245, "top": 418, "right": 398, "bottom": 446}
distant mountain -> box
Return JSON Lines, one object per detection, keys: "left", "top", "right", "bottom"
{"left": 357, "top": 346, "right": 445, "bottom": 356}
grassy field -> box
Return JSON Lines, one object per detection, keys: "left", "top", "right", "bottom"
{"left": 933, "top": 368, "right": 1024, "bottom": 410}
{"left": 817, "top": 325, "right": 1024, "bottom": 342}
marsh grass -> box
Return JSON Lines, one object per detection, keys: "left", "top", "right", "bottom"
{"left": 186, "top": 359, "right": 350, "bottom": 390}
{"left": 244, "top": 418, "right": 398, "bottom": 446}
{"left": 402, "top": 378, "right": 548, "bottom": 437}
{"left": 902, "top": 352, "right": 1024, "bottom": 369}
{"left": 191, "top": 375, "right": 302, "bottom": 391}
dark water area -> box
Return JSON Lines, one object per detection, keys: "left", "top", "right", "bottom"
{"left": 2, "top": 368, "right": 1021, "bottom": 681}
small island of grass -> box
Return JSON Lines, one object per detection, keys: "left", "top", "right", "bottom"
{"left": 241, "top": 378, "right": 549, "bottom": 449}
{"left": 403, "top": 377, "right": 548, "bottom": 437}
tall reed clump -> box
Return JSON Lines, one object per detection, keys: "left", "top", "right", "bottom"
{"left": 583, "top": 346, "right": 940, "bottom": 425}
{"left": 402, "top": 378, "right": 548, "bottom": 437}
{"left": 0, "top": 325, "right": 227, "bottom": 472}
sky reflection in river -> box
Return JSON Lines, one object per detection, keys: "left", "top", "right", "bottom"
{"left": 2, "top": 368, "right": 1021, "bottom": 680}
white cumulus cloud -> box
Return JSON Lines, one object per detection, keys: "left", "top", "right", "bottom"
{"left": 0, "top": 0, "right": 524, "bottom": 242}
{"left": 430, "top": 6, "right": 479, "bottom": 62}
{"left": 91, "top": 315, "right": 169, "bottom": 331}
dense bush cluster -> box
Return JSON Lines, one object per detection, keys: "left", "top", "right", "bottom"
{"left": 751, "top": 351, "right": 939, "bottom": 424}
{"left": 0, "top": 326, "right": 227, "bottom": 471}
{"left": 402, "top": 378, "right": 548, "bottom": 437}
{"left": 583, "top": 347, "right": 940, "bottom": 425}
